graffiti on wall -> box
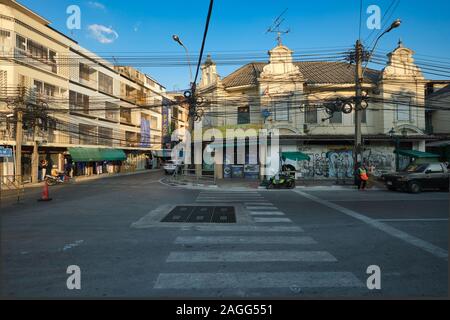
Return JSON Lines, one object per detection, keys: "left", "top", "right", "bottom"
{"left": 328, "top": 150, "right": 354, "bottom": 178}
{"left": 363, "top": 150, "right": 395, "bottom": 176}
{"left": 296, "top": 148, "right": 401, "bottom": 179}
{"left": 298, "top": 150, "right": 353, "bottom": 179}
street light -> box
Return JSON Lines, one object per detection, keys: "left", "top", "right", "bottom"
{"left": 172, "top": 34, "right": 193, "bottom": 85}
{"left": 354, "top": 19, "right": 401, "bottom": 180}
{"left": 362, "top": 19, "right": 402, "bottom": 76}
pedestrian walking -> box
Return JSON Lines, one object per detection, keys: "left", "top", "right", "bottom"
{"left": 40, "top": 159, "right": 48, "bottom": 181}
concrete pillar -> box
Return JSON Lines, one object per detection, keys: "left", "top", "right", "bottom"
{"left": 215, "top": 163, "right": 223, "bottom": 179}
{"left": 415, "top": 140, "right": 426, "bottom": 152}
{"left": 58, "top": 153, "right": 65, "bottom": 172}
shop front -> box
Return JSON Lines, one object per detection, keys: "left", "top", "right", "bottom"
{"left": 67, "top": 147, "right": 127, "bottom": 177}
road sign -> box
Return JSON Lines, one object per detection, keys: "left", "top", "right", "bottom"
{"left": 0, "top": 147, "right": 13, "bottom": 158}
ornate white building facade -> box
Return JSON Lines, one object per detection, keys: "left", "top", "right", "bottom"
{"left": 197, "top": 41, "right": 433, "bottom": 180}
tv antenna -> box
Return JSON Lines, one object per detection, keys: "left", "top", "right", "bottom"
{"left": 266, "top": 8, "right": 290, "bottom": 46}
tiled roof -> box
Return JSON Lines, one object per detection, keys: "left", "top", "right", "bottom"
{"left": 221, "top": 61, "right": 380, "bottom": 88}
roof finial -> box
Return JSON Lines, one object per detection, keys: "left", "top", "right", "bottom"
{"left": 398, "top": 38, "right": 403, "bottom": 47}
{"left": 204, "top": 54, "right": 214, "bottom": 66}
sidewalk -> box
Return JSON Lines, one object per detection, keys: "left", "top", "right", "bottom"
{"left": 1, "top": 168, "right": 163, "bottom": 191}
{"left": 161, "top": 176, "right": 386, "bottom": 191}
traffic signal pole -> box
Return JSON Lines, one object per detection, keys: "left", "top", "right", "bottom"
{"left": 15, "top": 110, "right": 23, "bottom": 185}
{"left": 354, "top": 40, "right": 364, "bottom": 173}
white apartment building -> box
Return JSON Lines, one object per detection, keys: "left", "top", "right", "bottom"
{"left": 0, "top": 0, "right": 169, "bottom": 182}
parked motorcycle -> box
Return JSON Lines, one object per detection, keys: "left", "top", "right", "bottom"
{"left": 44, "top": 174, "right": 70, "bottom": 186}
{"left": 266, "top": 173, "right": 296, "bottom": 189}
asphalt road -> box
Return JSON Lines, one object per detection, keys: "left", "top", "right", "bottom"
{"left": 0, "top": 171, "right": 448, "bottom": 298}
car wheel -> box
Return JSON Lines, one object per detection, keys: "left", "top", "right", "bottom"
{"left": 387, "top": 186, "right": 396, "bottom": 191}
{"left": 408, "top": 181, "right": 421, "bottom": 194}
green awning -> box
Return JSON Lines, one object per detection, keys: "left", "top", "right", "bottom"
{"left": 100, "top": 149, "right": 127, "bottom": 161}
{"left": 68, "top": 148, "right": 127, "bottom": 162}
{"left": 281, "top": 152, "right": 311, "bottom": 161}
{"left": 394, "top": 149, "right": 440, "bottom": 159}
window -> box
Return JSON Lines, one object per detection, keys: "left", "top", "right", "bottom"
{"left": 105, "top": 102, "right": 119, "bottom": 121}
{"left": 79, "top": 124, "right": 97, "bottom": 145}
{"left": 396, "top": 102, "right": 411, "bottom": 121}
{"left": 27, "top": 39, "right": 47, "bottom": 60}
{"left": 274, "top": 102, "right": 289, "bottom": 121}
{"left": 69, "top": 91, "right": 89, "bottom": 114}
{"left": 98, "top": 127, "right": 113, "bottom": 147}
{"left": 43, "top": 83, "right": 56, "bottom": 97}
{"left": 49, "top": 50, "right": 57, "bottom": 73}
{"left": 305, "top": 106, "right": 317, "bottom": 124}
{"left": 150, "top": 116, "right": 158, "bottom": 129}
{"left": 16, "top": 35, "right": 26, "bottom": 51}
{"left": 237, "top": 106, "right": 250, "bottom": 124}
{"left": 125, "top": 84, "right": 136, "bottom": 100}
{"left": 125, "top": 131, "right": 138, "bottom": 147}
{"left": 353, "top": 109, "right": 367, "bottom": 124}
{"left": 33, "top": 80, "right": 43, "bottom": 94}
{"left": 120, "top": 107, "right": 132, "bottom": 124}
{"left": 79, "top": 63, "right": 91, "bottom": 81}
{"left": 99, "top": 72, "right": 113, "bottom": 95}
{"left": 329, "top": 111, "right": 342, "bottom": 124}
{"left": 427, "top": 163, "right": 444, "bottom": 173}
{"left": 0, "top": 29, "right": 11, "bottom": 46}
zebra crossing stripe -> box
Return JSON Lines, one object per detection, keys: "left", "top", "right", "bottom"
{"left": 166, "top": 251, "right": 336, "bottom": 262}
{"left": 154, "top": 272, "right": 364, "bottom": 289}
{"left": 192, "top": 225, "right": 303, "bottom": 232}
{"left": 249, "top": 211, "right": 285, "bottom": 216}
{"left": 246, "top": 206, "right": 278, "bottom": 210}
{"left": 174, "top": 236, "right": 316, "bottom": 245}
{"left": 254, "top": 217, "right": 293, "bottom": 223}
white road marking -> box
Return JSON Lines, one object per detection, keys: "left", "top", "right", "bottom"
{"left": 174, "top": 236, "right": 317, "bottom": 245}
{"left": 254, "top": 217, "right": 292, "bottom": 223}
{"left": 244, "top": 203, "right": 274, "bottom": 206}
{"left": 249, "top": 211, "right": 285, "bottom": 216}
{"left": 154, "top": 272, "right": 363, "bottom": 289}
{"left": 196, "top": 200, "right": 263, "bottom": 203}
{"left": 376, "top": 218, "right": 448, "bottom": 222}
{"left": 293, "top": 190, "right": 449, "bottom": 260}
{"left": 246, "top": 206, "right": 278, "bottom": 210}
{"left": 62, "top": 240, "right": 84, "bottom": 251}
{"left": 192, "top": 225, "right": 303, "bottom": 232}
{"left": 166, "top": 251, "right": 337, "bottom": 262}
{"left": 331, "top": 198, "right": 449, "bottom": 202}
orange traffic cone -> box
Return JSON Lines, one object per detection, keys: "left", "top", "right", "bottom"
{"left": 38, "top": 181, "right": 52, "bottom": 202}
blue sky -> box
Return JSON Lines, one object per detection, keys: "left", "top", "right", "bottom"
{"left": 19, "top": 0, "right": 450, "bottom": 90}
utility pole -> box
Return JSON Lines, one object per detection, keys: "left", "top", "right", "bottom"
{"left": 354, "top": 39, "right": 364, "bottom": 172}
{"left": 15, "top": 109, "right": 23, "bottom": 185}
{"left": 31, "top": 122, "right": 39, "bottom": 183}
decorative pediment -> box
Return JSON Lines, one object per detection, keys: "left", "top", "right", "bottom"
{"left": 260, "top": 45, "right": 303, "bottom": 80}
{"left": 382, "top": 41, "right": 424, "bottom": 80}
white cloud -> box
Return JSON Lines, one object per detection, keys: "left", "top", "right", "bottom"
{"left": 88, "top": 24, "right": 119, "bottom": 44}
{"left": 87, "top": 1, "right": 106, "bottom": 10}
